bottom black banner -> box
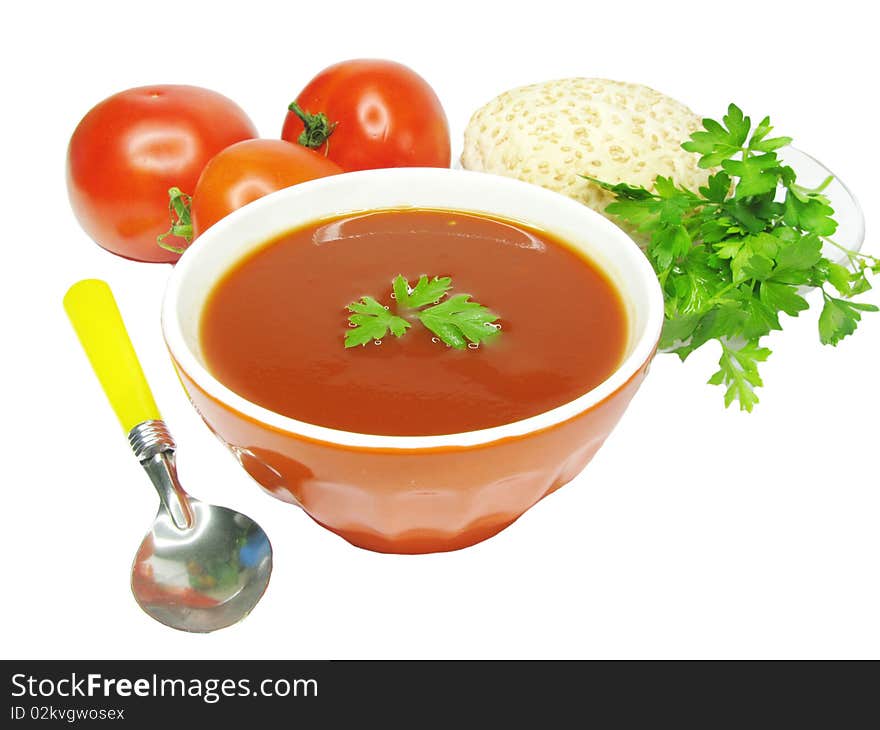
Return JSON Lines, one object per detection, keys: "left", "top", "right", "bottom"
{"left": 3, "top": 660, "right": 877, "bottom": 725}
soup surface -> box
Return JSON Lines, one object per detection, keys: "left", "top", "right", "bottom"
{"left": 200, "top": 209, "right": 628, "bottom": 436}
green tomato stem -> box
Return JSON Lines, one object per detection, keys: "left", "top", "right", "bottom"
{"left": 157, "top": 187, "right": 193, "bottom": 254}
{"left": 288, "top": 100, "right": 337, "bottom": 153}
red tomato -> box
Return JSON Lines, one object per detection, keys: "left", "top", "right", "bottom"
{"left": 67, "top": 85, "right": 257, "bottom": 263}
{"left": 281, "top": 59, "right": 450, "bottom": 172}
{"left": 190, "top": 139, "right": 342, "bottom": 237}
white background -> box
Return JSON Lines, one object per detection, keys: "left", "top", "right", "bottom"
{"left": 2, "top": 0, "right": 877, "bottom": 659}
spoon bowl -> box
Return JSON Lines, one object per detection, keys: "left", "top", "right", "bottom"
{"left": 133, "top": 498, "right": 272, "bottom": 633}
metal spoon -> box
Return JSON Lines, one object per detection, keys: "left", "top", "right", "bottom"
{"left": 64, "top": 279, "right": 272, "bottom": 632}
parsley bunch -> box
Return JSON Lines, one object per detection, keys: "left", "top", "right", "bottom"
{"left": 587, "top": 104, "right": 878, "bottom": 411}
{"left": 345, "top": 275, "right": 500, "bottom": 349}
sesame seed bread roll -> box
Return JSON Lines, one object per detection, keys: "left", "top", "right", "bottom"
{"left": 461, "top": 78, "right": 711, "bottom": 222}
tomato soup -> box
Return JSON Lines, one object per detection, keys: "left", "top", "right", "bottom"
{"left": 200, "top": 209, "right": 628, "bottom": 436}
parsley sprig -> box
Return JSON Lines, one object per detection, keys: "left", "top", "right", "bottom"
{"left": 586, "top": 104, "right": 878, "bottom": 411}
{"left": 345, "top": 275, "right": 501, "bottom": 349}
{"left": 344, "top": 296, "right": 411, "bottom": 348}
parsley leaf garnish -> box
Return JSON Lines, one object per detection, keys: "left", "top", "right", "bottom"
{"left": 393, "top": 274, "right": 452, "bottom": 309}
{"left": 345, "top": 275, "right": 500, "bottom": 350}
{"left": 587, "top": 103, "right": 877, "bottom": 411}
{"left": 344, "top": 296, "right": 411, "bottom": 348}
{"left": 418, "top": 294, "right": 501, "bottom": 349}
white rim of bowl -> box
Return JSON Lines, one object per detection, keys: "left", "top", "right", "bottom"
{"left": 162, "top": 168, "right": 665, "bottom": 451}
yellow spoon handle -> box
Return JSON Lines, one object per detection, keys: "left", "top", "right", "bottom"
{"left": 63, "top": 279, "right": 161, "bottom": 433}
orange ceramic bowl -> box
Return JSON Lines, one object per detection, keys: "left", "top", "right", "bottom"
{"left": 162, "top": 169, "right": 664, "bottom": 553}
